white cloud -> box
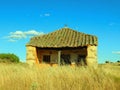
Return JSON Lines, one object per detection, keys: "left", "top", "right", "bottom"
{"left": 25, "top": 30, "right": 44, "bottom": 35}
{"left": 40, "top": 13, "right": 51, "bottom": 17}
{"left": 8, "top": 39, "right": 17, "bottom": 42}
{"left": 112, "top": 51, "right": 120, "bottom": 54}
{"left": 9, "top": 31, "right": 26, "bottom": 39}
{"left": 5, "top": 30, "right": 44, "bottom": 42}
{"left": 44, "top": 13, "right": 50, "bottom": 16}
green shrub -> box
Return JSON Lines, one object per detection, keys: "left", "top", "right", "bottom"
{"left": 0, "top": 53, "right": 19, "bottom": 63}
{"left": 105, "top": 60, "right": 110, "bottom": 63}
{"left": 117, "top": 60, "right": 120, "bottom": 63}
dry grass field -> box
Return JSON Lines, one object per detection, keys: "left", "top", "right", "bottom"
{"left": 0, "top": 63, "right": 120, "bottom": 90}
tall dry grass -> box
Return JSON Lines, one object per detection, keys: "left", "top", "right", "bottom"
{"left": 0, "top": 63, "right": 119, "bottom": 90}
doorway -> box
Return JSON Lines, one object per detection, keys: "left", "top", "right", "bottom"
{"left": 61, "top": 54, "right": 71, "bottom": 65}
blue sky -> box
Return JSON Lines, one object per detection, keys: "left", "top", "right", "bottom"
{"left": 0, "top": 0, "right": 120, "bottom": 63}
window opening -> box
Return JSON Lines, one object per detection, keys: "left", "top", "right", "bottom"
{"left": 43, "top": 55, "right": 50, "bottom": 63}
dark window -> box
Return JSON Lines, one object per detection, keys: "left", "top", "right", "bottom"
{"left": 61, "top": 54, "right": 71, "bottom": 65}
{"left": 76, "top": 55, "right": 86, "bottom": 66}
{"left": 43, "top": 55, "right": 50, "bottom": 63}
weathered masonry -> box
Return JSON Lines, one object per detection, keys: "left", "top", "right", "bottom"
{"left": 26, "top": 27, "right": 98, "bottom": 67}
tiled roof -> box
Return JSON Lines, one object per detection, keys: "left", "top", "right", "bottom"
{"left": 26, "top": 28, "right": 98, "bottom": 48}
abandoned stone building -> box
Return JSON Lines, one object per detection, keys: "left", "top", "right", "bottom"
{"left": 26, "top": 27, "right": 98, "bottom": 66}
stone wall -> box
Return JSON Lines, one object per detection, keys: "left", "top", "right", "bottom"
{"left": 86, "top": 45, "right": 98, "bottom": 67}
{"left": 26, "top": 46, "right": 38, "bottom": 65}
